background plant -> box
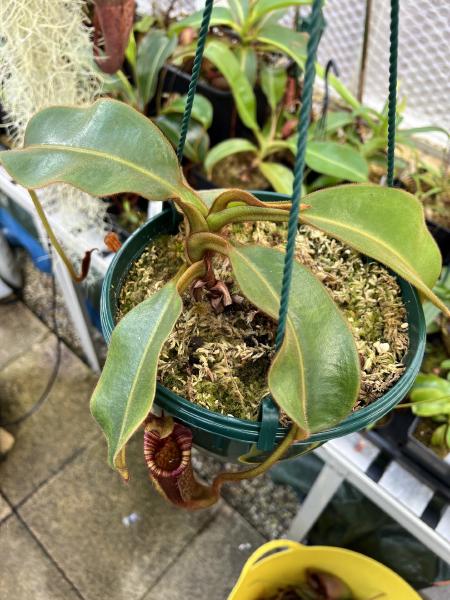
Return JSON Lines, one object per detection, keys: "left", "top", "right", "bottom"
{"left": 314, "top": 97, "right": 449, "bottom": 185}
{"left": 1, "top": 99, "right": 447, "bottom": 480}
{"left": 408, "top": 372, "right": 450, "bottom": 453}
{"left": 103, "top": 19, "right": 212, "bottom": 164}
{"left": 169, "top": 0, "right": 363, "bottom": 115}
{"left": 204, "top": 63, "right": 369, "bottom": 193}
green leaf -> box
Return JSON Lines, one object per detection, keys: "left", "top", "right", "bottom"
{"left": 162, "top": 94, "right": 213, "bottom": 129}
{"left": 197, "top": 189, "right": 229, "bottom": 209}
{"left": 260, "top": 64, "right": 287, "bottom": 111}
{"left": 101, "top": 70, "right": 138, "bottom": 106}
{"left": 0, "top": 100, "right": 202, "bottom": 208}
{"left": 155, "top": 114, "right": 209, "bottom": 164}
{"left": 306, "top": 141, "right": 369, "bottom": 183}
{"left": 205, "top": 138, "right": 258, "bottom": 176}
{"left": 423, "top": 301, "right": 442, "bottom": 332}
{"left": 412, "top": 397, "right": 450, "bottom": 417}
{"left": 308, "top": 174, "right": 342, "bottom": 193}
{"left": 431, "top": 424, "right": 448, "bottom": 448}
{"left": 250, "top": 0, "right": 311, "bottom": 25}
{"left": 310, "top": 111, "right": 354, "bottom": 135}
{"left": 137, "top": 30, "right": 177, "bottom": 109}
{"left": 125, "top": 32, "right": 137, "bottom": 71}
{"left": 412, "top": 373, "right": 450, "bottom": 395}
{"left": 259, "top": 162, "right": 293, "bottom": 194}
{"left": 91, "top": 283, "right": 182, "bottom": 471}
{"left": 169, "top": 7, "right": 235, "bottom": 35}
{"left": 229, "top": 245, "right": 360, "bottom": 433}
{"left": 398, "top": 126, "right": 449, "bottom": 141}
{"left": 204, "top": 41, "right": 258, "bottom": 131}
{"left": 133, "top": 15, "right": 155, "bottom": 33}
{"left": 236, "top": 46, "right": 258, "bottom": 87}
{"left": 300, "top": 184, "right": 446, "bottom": 312}
{"left": 256, "top": 25, "right": 307, "bottom": 69}
{"left": 227, "top": 0, "right": 249, "bottom": 25}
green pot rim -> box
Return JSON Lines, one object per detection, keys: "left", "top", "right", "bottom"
{"left": 100, "top": 191, "right": 426, "bottom": 446}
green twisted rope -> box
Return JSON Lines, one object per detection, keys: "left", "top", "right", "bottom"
{"left": 275, "top": 0, "right": 323, "bottom": 350}
{"left": 176, "top": 0, "right": 214, "bottom": 161}
{"left": 387, "top": 0, "right": 399, "bottom": 186}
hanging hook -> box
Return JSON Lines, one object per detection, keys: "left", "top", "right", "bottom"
{"left": 316, "top": 59, "right": 339, "bottom": 139}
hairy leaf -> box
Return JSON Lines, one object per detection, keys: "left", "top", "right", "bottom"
{"left": 204, "top": 41, "right": 258, "bottom": 131}
{"left": 300, "top": 184, "right": 447, "bottom": 313}
{"left": 259, "top": 162, "right": 293, "bottom": 194}
{"left": 205, "top": 138, "right": 258, "bottom": 176}
{"left": 91, "top": 283, "right": 182, "bottom": 472}
{"left": 229, "top": 245, "right": 360, "bottom": 433}
{"left": 137, "top": 30, "right": 177, "bottom": 109}
{"left": 0, "top": 100, "right": 203, "bottom": 209}
{"left": 306, "top": 141, "right": 369, "bottom": 183}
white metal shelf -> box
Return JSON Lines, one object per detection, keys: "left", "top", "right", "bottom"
{"left": 287, "top": 432, "right": 450, "bottom": 564}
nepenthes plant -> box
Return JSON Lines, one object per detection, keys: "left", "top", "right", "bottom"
{"left": 1, "top": 99, "right": 448, "bottom": 507}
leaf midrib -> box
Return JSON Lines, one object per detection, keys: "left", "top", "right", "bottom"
{"left": 301, "top": 213, "right": 424, "bottom": 284}
{"left": 115, "top": 290, "right": 180, "bottom": 458}
{"left": 18, "top": 144, "right": 183, "bottom": 198}
{"left": 232, "top": 248, "right": 307, "bottom": 423}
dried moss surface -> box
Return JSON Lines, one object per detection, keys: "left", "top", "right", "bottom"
{"left": 118, "top": 222, "right": 408, "bottom": 420}
{"left": 211, "top": 152, "right": 270, "bottom": 190}
{"left": 423, "top": 192, "right": 450, "bottom": 229}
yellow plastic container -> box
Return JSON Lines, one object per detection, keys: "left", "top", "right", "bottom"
{"left": 228, "top": 540, "right": 421, "bottom": 600}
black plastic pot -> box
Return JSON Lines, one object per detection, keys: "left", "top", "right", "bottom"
{"left": 426, "top": 219, "right": 450, "bottom": 265}
{"left": 157, "top": 64, "right": 268, "bottom": 146}
{"left": 186, "top": 168, "right": 215, "bottom": 191}
{"left": 405, "top": 417, "right": 450, "bottom": 486}
{"left": 100, "top": 192, "right": 426, "bottom": 464}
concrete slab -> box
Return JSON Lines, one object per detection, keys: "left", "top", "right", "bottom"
{"left": 0, "top": 334, "right": 98, "bottom": 505}
{"left": 0, "top": 492, "right": 12, "bottom": 522}
{"left": 19, "top": 437, "right": 216, "bottom": 600}
{"left": 420, "top": 586, "right": 450, "bottom": 600}
{"left": 0, "top": 301, "right": 48, "bottom": 370}
{"left": 0, "top": 515, "right": 81, "bottom": 600}
{"left": 145, "top": 504, "right": 265, "bottom": 600}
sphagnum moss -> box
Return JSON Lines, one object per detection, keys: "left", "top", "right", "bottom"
{"left": 118, "top": 222, "right": 408, "bottom": 420}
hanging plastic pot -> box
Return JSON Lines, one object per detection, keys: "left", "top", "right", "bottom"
{"left": 100, "top": 190, "right": 426, "bottom": 464}
{"left": 405, "top": 417, "right": 450, "bottom": 486}
{"left": 227, "top": 540, "right": 421, "bottom": 600}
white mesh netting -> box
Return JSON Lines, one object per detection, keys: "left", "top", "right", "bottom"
{"left": 137, "top": 0, "right": 449, "bottom": 147}
{"left": 318, "top": 0, "right": 449, "bottom": 146}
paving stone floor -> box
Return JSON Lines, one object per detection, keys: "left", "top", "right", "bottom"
{"left": 0, "top": 300, "right": 447, "bottom": 600}
{"left": 0, "top": 301, "right": 265, "bottom": 600}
